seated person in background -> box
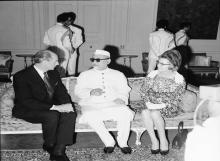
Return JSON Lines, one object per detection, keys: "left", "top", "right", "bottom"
{"left": 74, "top": 49, "right": 134, "bottom": 154}
{"left": 139, "top": 49, "right": 186, "bottom": 155}
{"left": 12, "top": 50, "right": 76, "bottom": 161}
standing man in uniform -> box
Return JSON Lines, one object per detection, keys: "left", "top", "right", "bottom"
{"left": 147, "top": 19, "right": 175, "bottom": 73}
{"left": 43, "top": 12, "right": 83, "bottom": 77}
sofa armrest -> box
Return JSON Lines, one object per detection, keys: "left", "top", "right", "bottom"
{"left": 5, "top": 59, "right": 14, "bottom": 72}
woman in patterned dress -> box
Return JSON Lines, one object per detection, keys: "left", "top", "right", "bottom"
{"left": 140, "top": 49, "right": 186, "bottom": 155}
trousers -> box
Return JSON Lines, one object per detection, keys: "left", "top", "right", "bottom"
{"left": 79, "top": 105, "right": 134, "bottom": 147}
{"left": 15, "top": 110, "right": 76, "bottom": 145}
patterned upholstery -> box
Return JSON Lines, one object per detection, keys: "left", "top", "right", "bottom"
{"left": 0, "top": 77, "right": 199, "bottom": 144}
{"left": 0, "top": 51, "right": 14, "bottom": 78}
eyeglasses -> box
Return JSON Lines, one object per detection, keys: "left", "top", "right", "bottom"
{"left": 90, "top": 58, "right": 109, "bottom": 62}
{"left": 157, "top": 60, "right": 171, "bottom": 66}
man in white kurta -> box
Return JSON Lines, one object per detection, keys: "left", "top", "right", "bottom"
{"left": 147, "top": 20, "right": 174, "bottom": 73}
{"left": 75, "top": 50, "right": 134, "bottom": 154}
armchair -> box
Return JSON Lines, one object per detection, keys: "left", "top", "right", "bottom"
{"left": 0, "top": 51, "right": 14, "bottom": 79}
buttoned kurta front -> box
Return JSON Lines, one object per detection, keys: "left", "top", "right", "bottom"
{"left": 75, "top": 68, "right": 131, "bottom": 111}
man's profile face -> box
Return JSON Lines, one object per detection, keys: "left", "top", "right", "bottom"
{"left": 46, "top": 53, "right": 59, "bottom": 70}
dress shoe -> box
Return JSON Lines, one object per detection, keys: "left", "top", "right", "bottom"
{"left": 160, "top": 149, "right": 169, "bottom": 155}
{"left": 119, "top": 146, "right": 132, "bottom": 154}
{"left": 151, "top": 149, "right": 160, "bottom": 154}
{"left": 43, "top": 143, "right": 54, "bottom": 154}
{"left": 50, "top": 153, "right": 70, "bottom": 161}
{"left": 103, "top": 146, "right": 115, "bottom": 154}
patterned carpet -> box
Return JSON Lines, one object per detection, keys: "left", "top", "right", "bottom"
{"left": 1, "top": 145, "right": 185, "bottom": 161}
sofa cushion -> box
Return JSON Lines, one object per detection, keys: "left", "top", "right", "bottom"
{"left": 0, "top": 83, "right": 14, "bottom": 118}
{"left": 128, "top": 77, "right": 144, "bottom": 101}
{"left": 61, "top": 77, "right": 80, "bottom": 103}
{"left": 180, "top": 89, "right": 197, "bottom": 113}
{"left": 129, "top": 100, "right": 145, "bottom": 112}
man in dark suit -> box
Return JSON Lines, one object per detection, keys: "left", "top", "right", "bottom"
{"left": 12, "top": 50, "right": 76, "bottom": 161}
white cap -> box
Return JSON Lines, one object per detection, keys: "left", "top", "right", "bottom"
{"left": 94, "top": 50, "right": 110, "bottom": 57}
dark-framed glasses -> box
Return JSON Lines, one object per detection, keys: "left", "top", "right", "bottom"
{"left": 90, "top": 58, "right": 110, "bottom": 62}
{"left": 156, "top": 60, "right": 171, "bottom": 66}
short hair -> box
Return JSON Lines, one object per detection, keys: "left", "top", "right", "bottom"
{"left": 159, "top": 49, "right": 182, "bottom": 70}
{"left": 156, "top": 19, "right": 169, "bottom": 29}
{"left": 46, "top": 46, "right": 65, "bottom": 64}
{"left": 57, "top": 12, "right": 69, "bottom": 23}
{"left": 67, "top": 12, "right": 76, "bottom": 22}
{"left": 33, "top": 50, "right": 54, "bottom": 64}
{"left": 57, "top": 12, "right": 76, "bottom": 23}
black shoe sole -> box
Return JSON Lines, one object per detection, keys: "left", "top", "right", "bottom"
{"left": 160, "top": 150, "right": 169, "bottom": 155}
{"left": 151, "top": 149, "right": 160, "bottom": 154}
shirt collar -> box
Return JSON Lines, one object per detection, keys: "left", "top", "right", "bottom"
{"left": 93, "top": 67, "right": 109, "bottom": 73}
{"left": 56, "top": 23, "right": 63, "bottom": 26}
{"left": 34, "top": 65, "right": 45, "bottom": 79}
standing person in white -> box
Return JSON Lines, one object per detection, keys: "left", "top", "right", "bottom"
{"left": 147, "top": 19, "right": 175, "bottom": 73}
{"left": 74, "top": 49, "right": 134, "bottom": 154}
{"left": 43, "top": 12, "right": 83, "bottom": 76}
{"left": 62, "top": 12, "right": 83, "bottom": 76}
{"left": 174, "top": 22, "right": 191, "bottom": 46}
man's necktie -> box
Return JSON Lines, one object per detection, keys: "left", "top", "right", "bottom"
{"left": 43, "top": 72, "right": 54, "bottom": 99}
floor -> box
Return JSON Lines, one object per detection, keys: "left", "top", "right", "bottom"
{"left": 1, "top": 130, "right": 179, "bottom": 150}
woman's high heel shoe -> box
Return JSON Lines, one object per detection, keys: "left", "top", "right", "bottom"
{"left": 151, "top": 149, "right": 160, "bottom": 154}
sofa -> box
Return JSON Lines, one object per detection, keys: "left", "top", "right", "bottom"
{"left": 0, "top": 76, "right": 200, "bottom": 145}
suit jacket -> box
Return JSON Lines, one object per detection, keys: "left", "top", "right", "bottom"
{"left": 12, "top": 66, "right": 72, "bottom": 117}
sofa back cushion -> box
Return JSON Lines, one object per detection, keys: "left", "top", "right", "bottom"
{"left": 64, "top": 76, "right": 199, "bottom": 113}
{"left": 61, "top": 77, "right": 79, "bottom": 102}
{"left": 180, "top": 89, "right": 197, "bottom": 112}
{"left": 128, "top": 77, "right": 144, "bottom": 101}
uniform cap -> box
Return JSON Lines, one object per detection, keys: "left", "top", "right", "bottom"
{"left": 94, "top": 50, "right": 110, "bottom": 57}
